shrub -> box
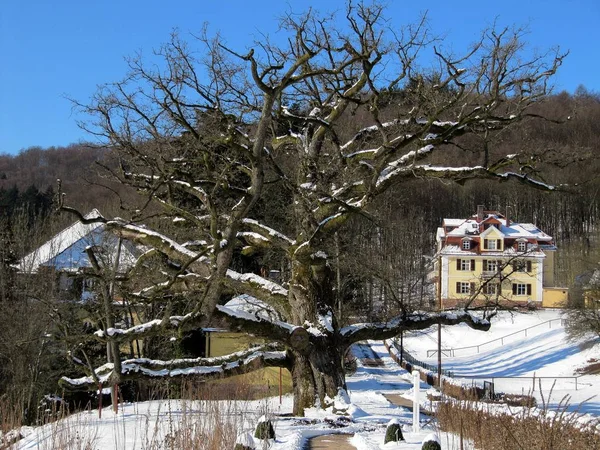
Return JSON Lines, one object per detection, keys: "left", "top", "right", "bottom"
{"left": 254, "top": 416, "right": 275, "bottom": 440}
{"left": 234, "top": 432, "right": 255, "bottom": 450}
{"left": 384, "top": 419, "right": 403, "bottom": 443}
{"left": 422, "top": 440, "right": 441, "bottom": 450}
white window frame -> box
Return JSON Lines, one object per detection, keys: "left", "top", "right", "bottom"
{"left": 517, "top": 241, "right": 527, "bottom": 252}
{"left": 462, "top": 240, "right": 471, "bottom": 250}
{"left": 460, "top": 259, "right": 472, "bottom": 271}
{"left": 485, "top": 260, "right": 499, "bottom": 272}
{"left": 486, "top": 239, "right": 497, "bottom": 250}
{"left": 514, "top": 283, "right": 527, "bottom": 296}
{"left": 457, "top": 282, "right": 471, "bottom": 294}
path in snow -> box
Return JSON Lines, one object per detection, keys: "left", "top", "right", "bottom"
{"left": 307, "top": 433, "right": 355, "bottom": 449}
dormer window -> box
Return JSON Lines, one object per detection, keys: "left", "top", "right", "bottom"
{"left": 517, "top": 241, "right": 527, "bottom": 252}
{"left": 484, "top": 239, "right": 501, "bottom": 250}
{"left": 462, "top": 239, "right": 471, "bottom": 250}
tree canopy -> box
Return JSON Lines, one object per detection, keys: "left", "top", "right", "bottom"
{"left": 59, "top": 2, "right": 567, "bottom": 415}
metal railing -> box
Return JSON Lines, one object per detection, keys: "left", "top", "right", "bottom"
{"left": 426, "top": 318, "right": 566, "bottom": 357}
{"left": 452, "top": 373, "right": 587, "bottom": 391}
{"left": 390, "top": 338, "right": 454, "bottom": 377}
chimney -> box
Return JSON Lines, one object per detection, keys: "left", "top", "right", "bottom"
{"left": 477, "top": 205, "right": 484, "bottom": 222}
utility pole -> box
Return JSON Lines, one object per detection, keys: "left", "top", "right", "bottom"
{"left": 437, "top": 251, "right": 442, "bottom": 387}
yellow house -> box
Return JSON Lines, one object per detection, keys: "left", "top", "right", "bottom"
{"left": 436, "top": 206, "right": 568, "bottom": 308}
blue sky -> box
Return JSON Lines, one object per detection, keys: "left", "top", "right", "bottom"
{"left": 1, "top": 0, "right": 598, "bottom": 155}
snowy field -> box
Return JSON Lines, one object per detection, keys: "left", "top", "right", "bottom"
{"left": 403, "top": 309, "right": 600, "bottom": 415}
{"left": 9, "top": 309, "right": 600, "bottom": 449}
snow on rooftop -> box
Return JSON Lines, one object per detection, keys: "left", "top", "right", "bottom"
{"left": 443, "top": 218, "right": 466, "bottom": 227}
{"left": 441, "top": 213, "right": 553, "bottom": 241}
{"left": 18, "top": 209, "right": 105, "bottom": 273}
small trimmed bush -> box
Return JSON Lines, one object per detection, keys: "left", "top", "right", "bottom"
{"left": 234, "top": 444, "right": 253, "bottom": 450}
{"left": 254, "top": 417, "right": 275, "bottom": 440}
{"left": 234, "top": 432, "right": 255, "bottom": 450}
{"left": 421, "top": 441, "right": 441, "bottom": 450}
{"left": 384, "top": 419, "right": 404, "bottom": 443}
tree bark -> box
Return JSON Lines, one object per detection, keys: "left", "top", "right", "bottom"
{"left": 287, "top": 253, "right": 349, "bottom": 413}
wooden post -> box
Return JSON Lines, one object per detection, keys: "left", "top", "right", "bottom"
{"left": 113, "top": 384, "right": 118, "bottom": 413}
{"left": 437, "top": 252, "right": 442, "bottom": 387}
{"left": 98, "top": 383, "right": 103, "bottom": 419}
{"left": 400, "top": 331, "right": 404, "bottom": 362}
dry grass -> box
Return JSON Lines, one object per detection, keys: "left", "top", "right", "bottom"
{"left": 0, "top": 396, "right": 23, "bottom": 449}
{"left": 2, "top": 377, "right": 271, "bottom": 450}
{"left": 132, "top": 379, "right": 261, "bottom": 450}
{"left": 140, "top": 398, "right": 247, "bottom": 450}
{"left": 436, "top": 390, "right": 600, "bottom": 449}
{"left": 576, "top": 358, "right": 600, "bottom": 375}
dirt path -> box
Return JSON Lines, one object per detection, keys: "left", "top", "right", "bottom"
{"left": 384, "top": 393, "right": 433, "bottom": 416}
{"left": 307, "top": 433, "right": 356, "bottom": 449}
{"left": 353, "top": 342, "right": 385, "bottom": 367}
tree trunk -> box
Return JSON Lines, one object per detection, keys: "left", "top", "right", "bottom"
{"left": 289, "top": 336, "right": 348, "bottom": 415}
{"left": 288, "top": 255, "right": 348, "bottom": 415}
{"left": 290, "top": 352, "right": 315, "bottom": 416}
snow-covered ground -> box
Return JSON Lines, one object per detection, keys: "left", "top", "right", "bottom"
{"left": 9, "top": 309, "right": 600, "bottom": 449}
{"left": 12, "top": 342, "right": 458, "bottom": 450}
{"left": 402, "top": 309, "right": 600, "bottom": 415}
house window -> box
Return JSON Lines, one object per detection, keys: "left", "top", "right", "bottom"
{"left": 83, "top": 278, "right": 95, "bottom": 290}
{"left": 484, "top": 239, "right": 501, "bottom": 250}
{"left": 457, "top": 259, "right": 475, "bottom": 271}
{"left": 513, "top": 260, "right": 533, "bottom": 272}
{"left": 483, "top": 260, "right": 499, "bottom": 272}
{"left": 512, "top": 283, "right": 532, "bottom": 296}
{"left": 517, "top": 241, "right": 527, "bottom": 252}
{"left": 456, "top": 282, "right": 473, "bottom": 294}
{"left": 484, "top": 283, "right": 499, "bottom": 295}
{"left": 462, "top": 240, "right": 471, "bottom": 250}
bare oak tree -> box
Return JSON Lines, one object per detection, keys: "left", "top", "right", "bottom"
{"left": 61, "top": 2, "right": 565, "bottom": 415}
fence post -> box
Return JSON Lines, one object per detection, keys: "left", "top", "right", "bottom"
{"left": 532, "top": 373, "right": 536, "bottom": 393}
{"left": 412, "top": 370, "right": 420, "bottom": 433}
{"left": 98, "top": 383, "right": 103, "bottom": 419}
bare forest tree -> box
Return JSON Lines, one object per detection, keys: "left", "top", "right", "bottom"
{"left": 59, "top": 2, "right": 566, "bottom": 415}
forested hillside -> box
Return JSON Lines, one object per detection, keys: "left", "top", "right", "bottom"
{"left": 2, "top": 90, "right": 599, "bottom": 240}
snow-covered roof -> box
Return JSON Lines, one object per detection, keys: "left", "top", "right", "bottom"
{"left": 18, "top": 210, "right": 139, "bottom": 274}
{"left": 442, "top": 212, "right": 552, "bottom": 242}
{"left": 222, "top": 294, "right": 282, "bottom": 322}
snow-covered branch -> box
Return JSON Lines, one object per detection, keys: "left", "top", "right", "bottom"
{"left": 340, "top": 310, "right": 491, "bottom": 346}
{"left": 375, "top": 164, "right": 558, "bottom": 193}
{"left": 93, "top": 311, "right": 205, "bottom": 344}
{"left": 60, "top": 344, "right": 289, "bottom": 391}
{"left": 215, "top": 304, "right": 310, "bottom": 351}
{"left": 224, "top": 270, "right": 290, "bottom": 317}
{"left": 105, "top": 220, "right": 208, "bottom": 271}
{"left": 240, "top": 218, "right": 295, "bottom": 250}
